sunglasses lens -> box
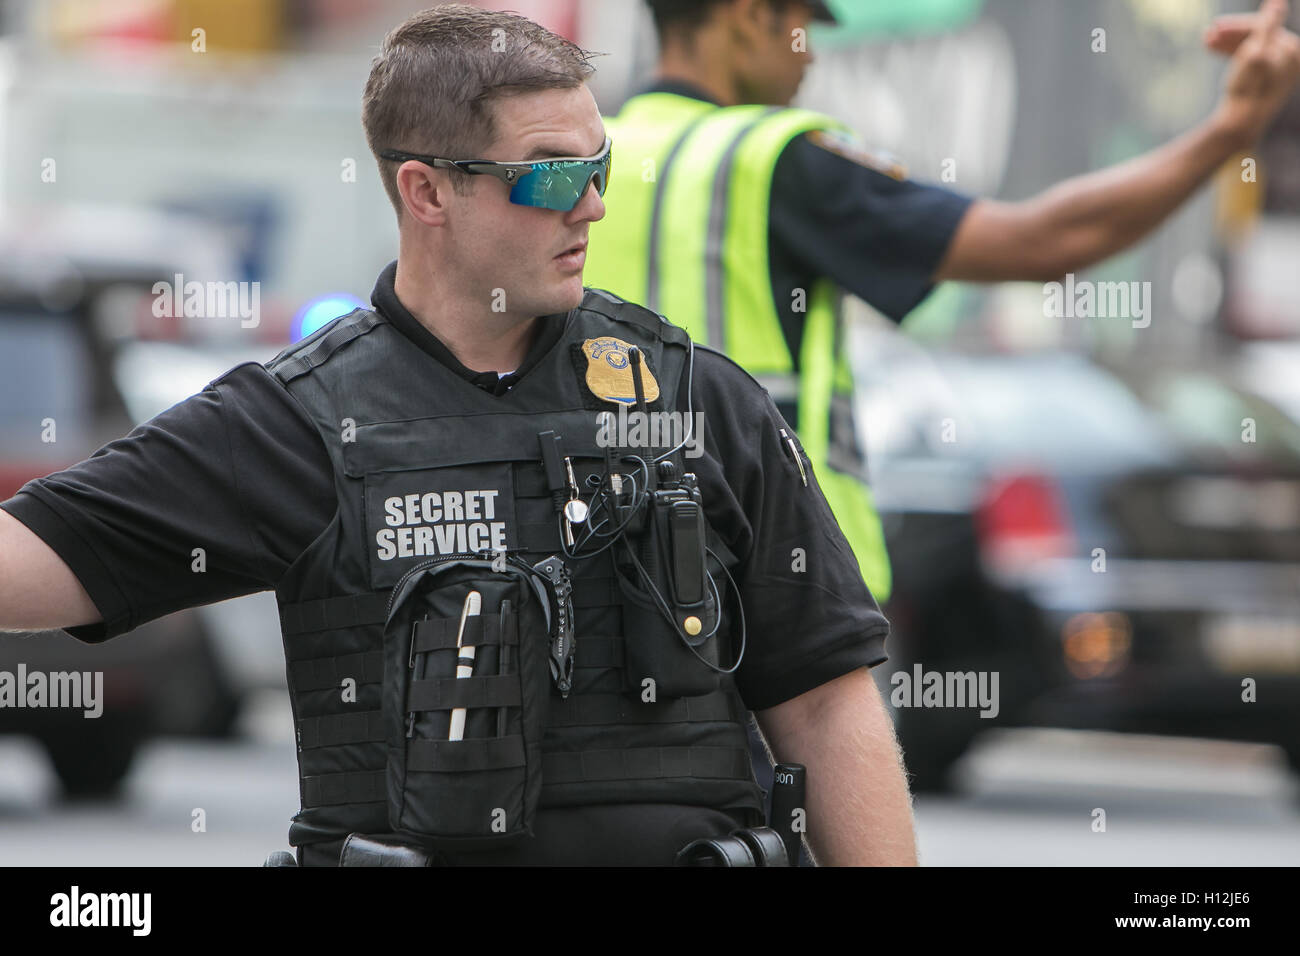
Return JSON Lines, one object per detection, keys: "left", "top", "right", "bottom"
{"left": 510, "top": 155, "right": 612, "bottom": 211}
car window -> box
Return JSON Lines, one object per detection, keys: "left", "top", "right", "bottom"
{"left": 862, "top": 355, "right": 1175, "bottom": 469}
{"left": 1148, "top": 375, "right": 1300, "bottom": 465}
{"left": 0, "top": 310, "right": 93, "bottom": 462}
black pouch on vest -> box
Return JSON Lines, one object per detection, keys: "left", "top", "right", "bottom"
{"left": 383, "top": 554, "right": 555, "bottom": 849}
{"left": 615, "top": 514, "right": 737, "bottom": 700}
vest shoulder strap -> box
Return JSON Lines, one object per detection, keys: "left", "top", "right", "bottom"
{"left": 608, "top": 91, "right": 719, "bottom": 126}
{"left": 580, "top": 286, "right": 691, "bottom": 350}
{"left": 266, "top": 308, "right": 384, "bottom": 385}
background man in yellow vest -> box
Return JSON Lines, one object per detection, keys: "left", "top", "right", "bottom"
{"left": 584, "top": 0, "right": 1300, "bottom": 605}
{"left": 583, "top": 0, "right": 1300, "bottom": 857}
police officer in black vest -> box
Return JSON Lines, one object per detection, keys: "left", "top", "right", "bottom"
{"left": 0, "top": 5, "right": 914, "bottom": 866}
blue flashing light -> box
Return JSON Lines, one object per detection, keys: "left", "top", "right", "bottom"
{"left": 293, "top": 293, "right": 366, "bottom": 341}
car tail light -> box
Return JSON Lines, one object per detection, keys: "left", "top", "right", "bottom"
{"left": 976, "top": 473, "right": 1075, "bottom": 576}
{"left": 1061, "top": 611, "right": 1132, "bottom": 679}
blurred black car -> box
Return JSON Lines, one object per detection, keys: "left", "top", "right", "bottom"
{"left": 0, "top": 263, "right": 243, "bottom": 797}
{"left": 859, "top": 345, "right": 1300, "bottom": 791}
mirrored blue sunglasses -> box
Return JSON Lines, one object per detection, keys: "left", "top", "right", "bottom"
{"left": 379, "top": 136, "right": 613, "bottom": 212}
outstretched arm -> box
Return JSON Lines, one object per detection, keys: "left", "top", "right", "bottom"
{"left": 936, "top": 0, "right": 1300, "bottom": 283}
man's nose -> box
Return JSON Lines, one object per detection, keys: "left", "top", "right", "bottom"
{"left": 569, "top": 178, "right": 606, "bottom": 224}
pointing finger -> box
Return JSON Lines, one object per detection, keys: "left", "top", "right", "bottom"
{"left": 1257, "top": 0, "right": 1288, "bottom": 41}
{"left": 1205, "top": 22, "right": 1251, "bottom": 56}
{"left": 1209, "top": 12, "right": 1265, "bottom": 39}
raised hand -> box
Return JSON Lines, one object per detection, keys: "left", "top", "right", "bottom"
{"left": 1209, "top": 0, "right": 1300, "bottom": 145}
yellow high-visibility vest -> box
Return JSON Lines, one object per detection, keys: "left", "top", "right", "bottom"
{"left": 585, "top": 92, "right": 892, "bottom": 598}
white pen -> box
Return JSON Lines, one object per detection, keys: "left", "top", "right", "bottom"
{"left": 448, "top": 590, "right": 482, "bottom": 742}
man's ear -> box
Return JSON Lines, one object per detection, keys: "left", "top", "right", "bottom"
{"left": 395, "top": 161, "right": 452, "bottom": 227}
{"left": 726, "top": 0, "right": 769, "bottom": 47}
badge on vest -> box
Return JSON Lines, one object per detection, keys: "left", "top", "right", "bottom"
{"left": 365, "top": 463, "right": 518, "bottom": 589}
{"left": 582, "top": 337, "right": 660, "bottom": 405}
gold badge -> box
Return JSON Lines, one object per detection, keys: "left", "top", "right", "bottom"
{"left": 582, "top": 337, "right": 659, "bottom": 405}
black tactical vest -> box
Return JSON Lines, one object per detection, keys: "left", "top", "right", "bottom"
{"left": 266, "top": 289, "right": 765, "bottom": 865}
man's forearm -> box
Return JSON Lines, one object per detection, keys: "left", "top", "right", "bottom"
{"left": 939, "top": 1, "right": 1300, "bottom": 284}
{"left": 1019, "top": 111, "right": 1246, "bottom": 274}
{"left": 757, "top": 667, "right": 918, "bottom": 866}
{"left": 938, "top": 114, "right": 1245, "bottom": 283}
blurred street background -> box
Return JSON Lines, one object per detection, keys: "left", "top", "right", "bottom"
{"left": 1, "top": 0, "right": 1299, "bottom": 866}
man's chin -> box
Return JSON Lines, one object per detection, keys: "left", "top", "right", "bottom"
{"left": 521, "top": 291, "right": 583, "bottom": 320}
{"left": 548, "top": 276, "right": 587, "bottom": 313}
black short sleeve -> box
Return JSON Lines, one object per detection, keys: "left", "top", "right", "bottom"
{"left": 769, "top": 132, "right": 974, "bottom": 324}
{"left": 688, "top": 348, "right": 890, "bottom": 711}
{"left": 0, "top": 362, "right": 336, "bottom": 643}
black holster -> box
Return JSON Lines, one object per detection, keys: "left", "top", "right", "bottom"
{"left": 675, "top": 826, "right": 790, "bottom": 866}
{"left": 338, "top": 833, "right": 441, "bottom": 867}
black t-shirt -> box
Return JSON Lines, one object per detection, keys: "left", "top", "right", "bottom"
{"left": 640, "top": 82, "right": 974, "bottom": 366}
{"left": 1, "top": 261, "right": 887, "bottom": 712}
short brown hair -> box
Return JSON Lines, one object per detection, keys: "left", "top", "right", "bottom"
{"left": 647, "top": 0, "right": 812, "bottom": 40}
{"left": 362, "top": 4, "right": 597, "bottom": 216}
